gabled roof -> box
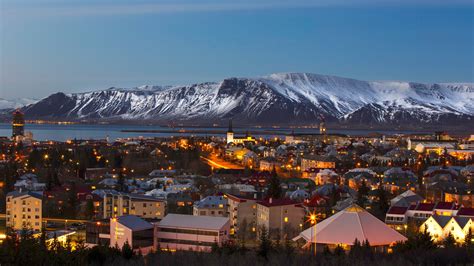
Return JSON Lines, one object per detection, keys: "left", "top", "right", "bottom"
{"left": 453, "top": 216, "right": 472, "bottom": 228}
{"left": 294, "top": 204, "right": 407, "bottom": 246}
{"left": 116, "top": 215, "right": 153, "bottom": 231}
{"left": 159, "top": 214, "right": 229, "bottom": 231}
{"left": 431, "top": 215, "right": 452, "bottom": 228}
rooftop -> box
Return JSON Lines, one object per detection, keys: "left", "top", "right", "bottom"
{"left": 258, "top": 198, "right": 300, "bottom": 207}
{"left": 115, "top": 215, "right": 153, "bottom": 231}
{"left": 6, "top": 191, "right": 42, "bottom": 200}
{"left": 387, "top": 206, "right": 409, "bottom": 215}
{"left": 159, "top": 214, "right": 229, "bottom": 230}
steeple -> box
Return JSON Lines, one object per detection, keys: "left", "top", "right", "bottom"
{"left": 226, "top": 119, "right": 234, "bottom": 144}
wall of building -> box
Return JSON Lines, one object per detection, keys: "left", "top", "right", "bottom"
{"left": 6, "top": 195, "right": 42, "bottom": 232}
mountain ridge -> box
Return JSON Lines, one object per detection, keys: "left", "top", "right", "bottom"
{"left": 13, "top": 73, "right": 474, "bottom": 128}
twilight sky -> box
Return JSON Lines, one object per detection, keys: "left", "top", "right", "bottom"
{"left": 0, "top": 0, "right": 473, "bottom": 99}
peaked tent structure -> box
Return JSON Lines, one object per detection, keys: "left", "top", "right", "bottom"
{"left": 293, "top": 204, "right": 407, "bottom": 251}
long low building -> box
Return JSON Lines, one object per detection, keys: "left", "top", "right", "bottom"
{"left": 155, "top": 214, "right": 230, "bottom": 252}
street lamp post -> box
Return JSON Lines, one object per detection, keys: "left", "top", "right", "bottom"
{"left": 310, "top": 213, "right": 317, "bottom": 255}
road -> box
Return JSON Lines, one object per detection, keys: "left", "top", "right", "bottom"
{"left": 0, "top": 213, "right": 87, "bottom": 224}
{"left": 200, "top": 155, "right": 244, "bottom": 170}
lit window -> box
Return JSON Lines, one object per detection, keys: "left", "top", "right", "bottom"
{"left": 284, "top": 217, "right": 289, "bottom": 223}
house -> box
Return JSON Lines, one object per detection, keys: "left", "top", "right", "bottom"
{"left": 444, "top": 188, "right": 474, "bottom": 208}
{"left": 390, "top": 190, "right": 423, "bottom": 207}
{"left": 385, "top": 206, "right": 409, "bottom": 227}
{"left": 314, "top": 169, "right": 339, "bottom": 186}
{"left": 193, "top": 195, "right": 227, "bottom": 217}
{"left": 300, "top": 156, "right": 336, "bottom": 171}
{"left": 149, "top": 169, "right": 177, "bottom": 178}
{"left": 405, "top": 203, "right": 436, "bottom": 221}
{"left": 420, "top": 215, "right": 473, "bottom": 245}
{"left": 259, "top": 157, "right": 280, "bottom": 172}
{"left": 225, "top": 194, "right": 257, "bottom": 235}
{"left": 6, "top": 191, "right": 42, "bottom": 232}
{"left": 256, "top": 198, "right": 305, "bottom": 237}
{"left": 14, "top": 174, "right": 45, "bottom": 191}
{"left": 415, "top": 143, "right": 456, "bottom": 154}
{"left": 382, "top": 168, "right": 418, "bottom": 193}
{"left": 407, "top": 138, "right": 457, "bottom": 152}
{"left": 110, "top": 215, "right": 154, "bottom": 254}
{"left": 155, "top": 214, "right": 231, "bottom": 252}
{"left": 293, "top": 204, "right": 407, "bottom": 252}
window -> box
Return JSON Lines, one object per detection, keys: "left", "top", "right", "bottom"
{"left": 284, "top": 217, "right": 289, "bottom": 223}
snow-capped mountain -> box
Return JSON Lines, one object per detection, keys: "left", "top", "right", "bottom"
{"left": 20, "top": 73, "right": 474, "bottom": 127}
{"left": 0, "top": 98, "right": 38, "bottom": 110}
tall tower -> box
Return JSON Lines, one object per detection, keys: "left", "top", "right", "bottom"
{"left": 319, "top": 114, "right": 326, "bottom": 136}
{"left": 226, "top": 119, "right": 234, "bottom": 144}
{"left": 12, "top": 109, "right": 25, "bottom": 139}
{"left": 319, "top": 121, "right": 326, "bottom": 135}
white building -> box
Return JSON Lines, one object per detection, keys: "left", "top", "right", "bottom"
{"left": 193, "top": 195, "right": 227, "bottom": 217}
{"left": 155, "top": 214, "right": 231, "bottom": 252}
{"left": 110, "top": 215, "right": 154, "bottom": 254}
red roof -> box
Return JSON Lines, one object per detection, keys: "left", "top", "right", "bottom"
{"left": 415, "top": 203, "right": 435, "bottom": 211}
{"left": 304, "top": 194, "right": 329, "bottom": 207}
{"left": 435, "top": 202, "right": 455, "bottom": 210}
{"left": 457, "top": 207, "right": 474, "bottom": 217}
{"left": 387, "top": 206, "right": 408, "bottom": 215}
{"left": 258, "top": 198, "right": 300, "bottom": 207}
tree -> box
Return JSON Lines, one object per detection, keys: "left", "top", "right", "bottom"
{"left": 85, "top": 198, "right": 95, "bottom": 219}
{"left": 257, "top": 226, "right": 271, "bottom": 259}
{"left": 267, "top": 167, "right": 282, "bottom": 199}
{"left": 238, "top": 218, "right": 248, "bottom": 245}
{"left": 443, "top": 232, "right": 456, "bottom": 248}
{"left": 464, "top": 228, "right": 473, "bottom": 249}
{"left": 333, "top": 245, "right": 345, "bottom": 256}
{"left": 121, "top": 241, "right": 134, "bottom": 259}
{"left": 67, "top": 182, "right": 78, "bottom": 218}
{"left": 357, "top": 180, "right": 369, "bottom": 207}
{"left": 117, "top": 171, "right": 127, "bottom": 192}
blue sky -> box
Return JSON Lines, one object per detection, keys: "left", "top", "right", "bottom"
{"left": 1, "top": 0, "right": 473, "bottom": 99}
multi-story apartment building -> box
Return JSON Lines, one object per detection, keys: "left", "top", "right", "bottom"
{"left": 102, "top": 191, "right": 165, "bottom": 220}
{"left": 193, "top": 195, "right": 227, "bottom": 217}
{"left": 256, "top": 198, "right": 305, "bottom": 236}
{"left": 225, "top": 194, "right": 257, "bottom": 234}
{"left": 6, "top": 191, "right": 42, "bottom": 232}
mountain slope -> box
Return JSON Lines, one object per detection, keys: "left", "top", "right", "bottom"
{"left": 20, "top": 73, "right": 474, "bottom": 127}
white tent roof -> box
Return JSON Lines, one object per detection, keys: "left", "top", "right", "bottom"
{"left": 293, "top": 204, "right": 407, "bottom": 246}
